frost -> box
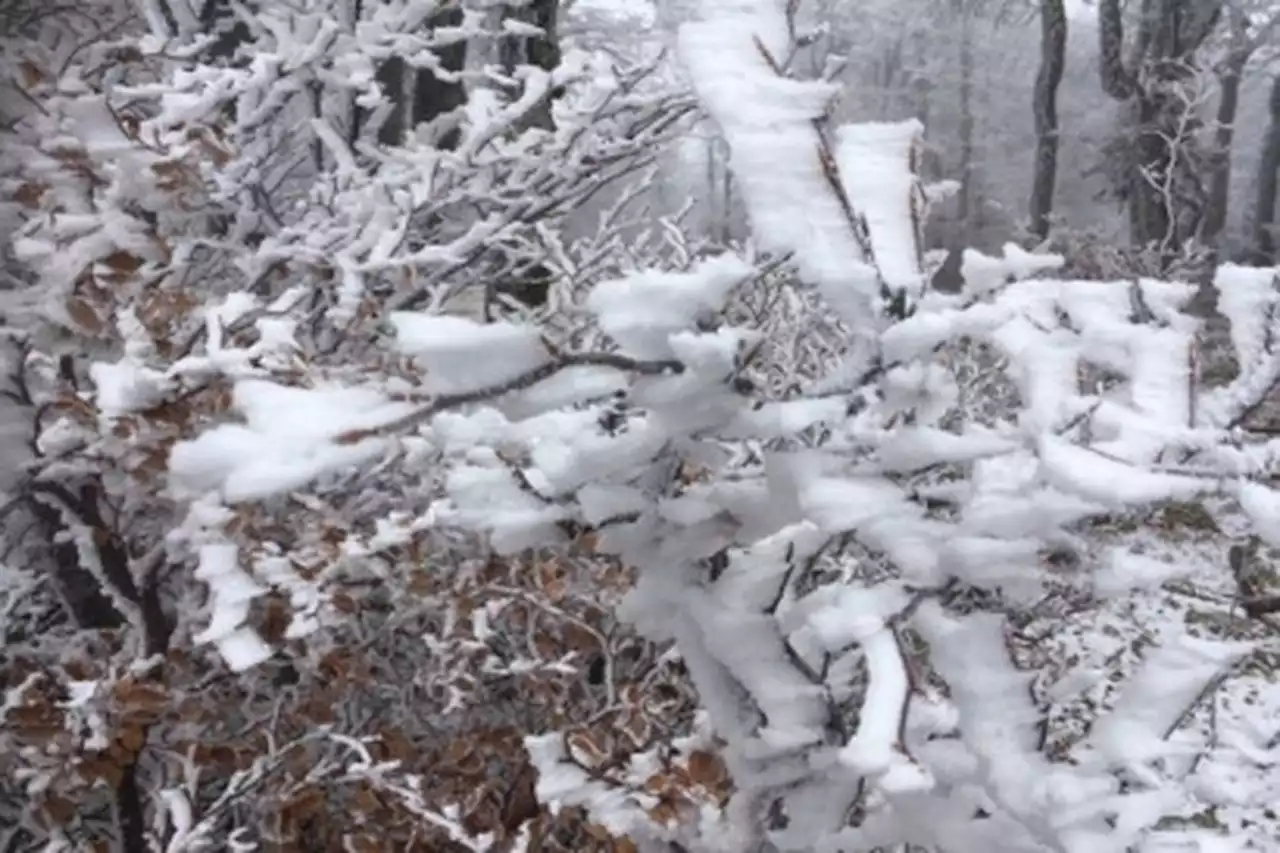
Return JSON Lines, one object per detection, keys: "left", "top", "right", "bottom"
{"left": 1037, "top": 435, "right": 1206, "bottom": 507}
{"left": 169, "top": 381, "right": 414, "bottom": 501}
{"left": 586, "top": 255, "right": 751, "bottom": 359}
{"left": 835, "top": 120, "right": 926, "bottom": 297}
{"left": 1089, "top": 634, "right": 1253, "bottom": 777}
{"left": 191, "top": 543, "right": 273, "bottom": 671}
{"left": 1094, "top": 549, "right": 1189, "bottom": 598}
{"left": 389, "top": 312, "right": 551, "bottom": 394}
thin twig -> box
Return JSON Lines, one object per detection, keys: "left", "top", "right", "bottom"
{"left": 335, "top": 351, "right": 684, "bottom": 444}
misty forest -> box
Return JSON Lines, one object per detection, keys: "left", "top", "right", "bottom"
{"left": 8, "top": 1, "right": 1280, "bottom": 852}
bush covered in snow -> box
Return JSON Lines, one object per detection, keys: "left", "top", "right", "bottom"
{"left": 6, "top": 2, "right": 1280, "bottom": 853}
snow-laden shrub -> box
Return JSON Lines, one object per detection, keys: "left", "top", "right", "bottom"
{"left": 0, "top": 2, "right": 698, "bottom": 849}
{"left": 9, "top": 2, "right": 1280, "bottom": 853}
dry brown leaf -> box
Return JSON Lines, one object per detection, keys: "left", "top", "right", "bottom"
{"left": 18, "top": 59, "right": 45, "bottom": 89}
{"left": 258, "top": 595, "right": 292, "bottom": 644}
{"left": 117, "top": 725, "right": 145, "bottom": 754}
{"left": 116, "top": 679, "right": 170, "bottom": 719}
{"left": 685, "top": 749, "right": 725, "bottom": 788}
{"left": 101, "top": 249, "right": 144, "bottom": 275}
{"left": 330, "top": 591, "right": 358, "bottom": 614}
{"left": 81, "top": 756, "right": 124, "bottom": 788}
{"left": 345, "top": 834, "right": 380, "bottom": 853}
{"left": 282, "top": 786, "right": 326, "bottom": 820}
{"left": 65, "top": 296, "right": 106, "bottom": 334}
{"left": 42, "top": 794, "right": 76, "bottom": 826}
{"left": 12, "top": 181, "right": 47, "bottom": 208}
{"left": 352, "top": 786, "right": 381, "bottom": 814}
{"left": 566, "top": 731, "right": 606, "bottom": 769}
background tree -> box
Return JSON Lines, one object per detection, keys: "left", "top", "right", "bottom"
{"left": 1254, "top": 73, "right": 1280, "bottom": 259}
{"left": 1030, "top": 0, "right": 1067, "bottom": 239}
{"left": 1097, "top": 0, "right": 1224, "bottom": 259}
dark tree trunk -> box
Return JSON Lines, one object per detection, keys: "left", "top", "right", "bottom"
{"left": 199, "top": 0, "right": 251, "bottom": 63}
{"left": 352, "top": 6, "right": 467, "bottom": 149}
{"left": 498, "top": 0, "right": 562, "bottom": 132}
{"left": 1029, "top": 0, "right": 1066, "bottom": 240}
{"left": 1254, "top": 76, "right": 1280, "bottom": 262}
{"left": 375, "top": 56, "right": 409, "bottom": 146}
{"left": 1204, "top": 58, "right": 1243, "bottom": 242}
{"left": 1204, "top": 8, "right": 1251, "bottom": 244}
{"left": 411, "top": 6, "right": 468, "bottom": 149}
{"left": 28, "top": 500, "right": 124, "bottom": 631}
{"left": 955, "top": 5, "right": 975, "bottom": 241}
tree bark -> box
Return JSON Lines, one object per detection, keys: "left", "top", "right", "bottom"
{"left": 955, "top": 3, "right": 975, "bottom": 241}
{"left": 1099, "top": 0, "right": 1135, "bottom": 99}
{"left": 374, "top": 56, "right": 410, "bottom": 146}
{"left": 1029, "top": 0, "right": 1066, "bottom": 240}
{"left": 1203, "top": 8, "right": 1250, "bottom": 244}
{"left": 498, "top": 0, "right": 562, "bottom": 132}
{"left": 354, "top": 5, "right": 468, "bottom": 149}
{"left": 1254, "top": 76, "right": 1280, "bottom": 262}
{"left": 198, "top": 0, "right": 250, "bottom": 63}
{"left": 410, "top": 6, "right": 469, "bottom": 149}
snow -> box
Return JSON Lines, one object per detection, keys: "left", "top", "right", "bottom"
{"left": 1203, "top": 264, "right": 1280, "bottom": 427}
{"left": 1238, "top": 481, "right": 1280, "bottom": 546}
{"left": 1089, "top": 632, "right": 1253, "bottom": 777}
{"left": 16, "top": 0, "right": 1280, "bottom": 848}
{"left": 1094, "top": 548, "right": 1190, "bottom": 598}
{"left": 388, "top": 312, "right": 551, "bottom": 394}
{"left": 585, "top": 254, "right": 751, "bottom": 359}
{"left": 168, "top": 381, "right": 415, "bottom": 502}
{"left": 89, "top": 360, "right": 171, "bottom": 416}
{"left": 961, "top": 243, "right": 1065, "bottom": 295}
{"left": 1037, "top": 434, "right": 1207, "bottom": 507}
{"left": 678, "top": 2, "right": 881, "bottom": 334}
{"left": 191, "top": 543, "right": 273, "bottom": 671}
{"left": 835, "top": 120, "right": 926, "bottom": 297}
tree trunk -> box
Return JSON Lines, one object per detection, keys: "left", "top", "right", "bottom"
{"left": 375, "top": 56, "right": 409, "bottom": 146}
{"left": 1204, "top": 58, "right": 1243, "bottom": 243}
{"left": 1254, "top": 76, "right": 1280, "bottom": 262}
{"left": 1029, "top": 0, "right": 1066, "bottom": 240}
{"left": 198, "top": 0, "right": 250, "bottom": 63}
{"left": 355, "top": 6, "right": 468, "bottom": 149}
{"left": 1097, "top": 0, "right": 1223, "bottom": 258}
{"left": 1203, "top": 9, "right": 1250, "bottom": 244}
{"left": 498, "top": 0, "right": 562, "bottom": 132}
{"left": 955, "top": 5, "right": 975, "bottom": 241}
{"left": 411, "top": 6, "right": 469, "bottom": 149}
